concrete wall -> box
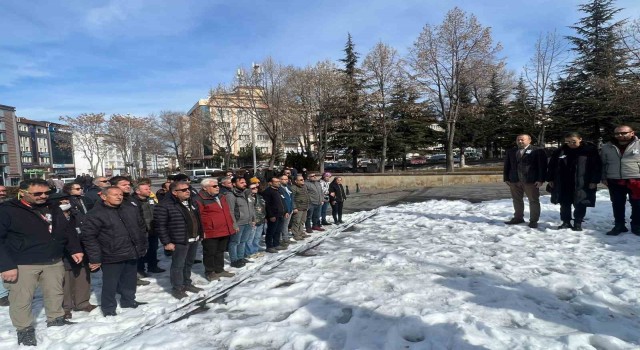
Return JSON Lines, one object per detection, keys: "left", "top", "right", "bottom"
{"left": 335, "top": 172, "right": 503, "bottom": 191}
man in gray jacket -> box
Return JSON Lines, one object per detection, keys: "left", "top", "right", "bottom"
{"left": 305, "top": 173, "right": 325, "bottom": 232}
{"left": 225, "top": 178, "right": 255, "bottom": 268}
{"left": 290, "top": 175, "right": 311, "bottom": 241}
{"left": 601, "top": 125, "right": 640, "bottom": 235}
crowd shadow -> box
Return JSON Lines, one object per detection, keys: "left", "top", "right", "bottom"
{"left": 300, "top": 296, "right": 489, "bottom": 350}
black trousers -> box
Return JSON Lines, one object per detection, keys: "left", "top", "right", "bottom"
{"left": 101, "top": 259, "right": 138, "bottom": 313}
{"left": 138, "top": 235, "right": 160, "bottom": 271}
{"left": 608, "top": 179, "right": 640, "bottom": 226}
{"left": 331, "top": 201, "right": 344, "bottom": 223}
{"left": 265, "top": 217, "right": 283, "bottom": 248}
{"left": 560, "top": 202, "right": 587, "bottom": 222}
{"left": 202, "top": 236, "right": 230, "bottom": 274}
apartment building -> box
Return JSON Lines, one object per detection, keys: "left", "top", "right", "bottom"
{"left": 0, "top": 105, "right": 21, "bottom": 185}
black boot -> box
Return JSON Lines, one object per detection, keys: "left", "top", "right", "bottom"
{"left": 572, "top": 221, "right": 583, "bottom": 231}
{"left": 556, "top": 221, "right": 573, "bottom": 230}
{"left": 606, "top": 224, "right": 629, "bottom": 236}
{"left": 17, "top": 327, "right": 37, "bottom": 346}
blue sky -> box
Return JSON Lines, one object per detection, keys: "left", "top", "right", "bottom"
{"left": 1, "top": 0, "right": 638, "bottom": 122}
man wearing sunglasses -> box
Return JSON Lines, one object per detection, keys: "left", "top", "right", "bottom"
{"left": 84, "top": 176, "right": 111, "bottom": 209}
{"left": 601, "top": 125, "right": 640, "bottom": 235}
{"left": 154, "top": 181, "right": 204, "bottom": 299}
{"left": 0, "top": 179, "right": 83, "bottom": 346}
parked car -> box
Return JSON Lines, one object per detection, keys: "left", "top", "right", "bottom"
{"left": 183, "top": 168, "right": 224, "bottom": 183}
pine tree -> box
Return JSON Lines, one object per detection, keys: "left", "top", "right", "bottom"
{"left": 552, "top": 0, "right": 629, "bottom": 140}
{"left": 331, "top": 34, "right": 370, "bottom": 170}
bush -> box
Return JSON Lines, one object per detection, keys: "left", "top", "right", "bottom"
{"left": 285, "top": 152, "right": 317, "bottom": 171}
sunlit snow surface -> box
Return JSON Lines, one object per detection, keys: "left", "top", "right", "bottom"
{"left": 1, "top": 191, "right": 640, "bottom": 349}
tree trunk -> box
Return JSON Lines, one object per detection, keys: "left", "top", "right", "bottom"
{"left": 380, "top": 130, "right": 387, "bottom": 173}
{"left": 446, "top": 121, "right": 456, "bottom": 173}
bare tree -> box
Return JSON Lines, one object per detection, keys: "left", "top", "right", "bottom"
{"left": 204, "top": 84, "right": 250, "bottom": 168}
{"left": 524, "top": 30, "right": 567, "bottom": 145}
{"left": 363, "top": 41, "right": 401, "bottom": 173}
{"left": 105, "top": 114, "right": 150, "bottom": 179}
{"left": 409, "top": 7, "right": 501, "bottom": 172}
{"left": 59, "top": 113, "right": 109, "bottom": 176}
{"left": 154, "top": 111, "right": 190, "bottom": 172}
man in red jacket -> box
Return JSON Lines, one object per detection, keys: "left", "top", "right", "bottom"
{"left": 194, "top": 178, "right": 236, "bottom": 281}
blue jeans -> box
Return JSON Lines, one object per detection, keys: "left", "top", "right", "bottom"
{"left": 0, "top": 280, "right": 7, "bottom": 298}
{"left": 228, "top": 224, "right": 252, "bottom": 262}
{"left": 321, "top": 202, "right": 329, "bottom": 222}
{"left": 247, "top": 223, "right": 265, "bottom": 254}
{"left": 306, "top": 204, "right": 321, "bottom": 229}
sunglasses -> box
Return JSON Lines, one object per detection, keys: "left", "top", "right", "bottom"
{"left": 174, "top": 188, "right": 190, "bottom": 193}
{"left": 99, "top": 180, "right": 110, "bottom": 183}
{"left": 250, "top": 187, "right": 258, "bottom": 190}
{"left": 24, "top": 190, "right": 52, "bottom": 197}
{"left": 209, "top": 185, "right": 219, "bottom": 188}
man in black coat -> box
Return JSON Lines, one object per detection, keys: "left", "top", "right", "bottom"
{"left": 262, "top": 176, "right": 286, "bottom": 253}
{"left": 154, "top": 181, "right": 204, "bottom": 299}
{"left": 503, "top": 134, "right": 548, "bottom": 228}
{"left": 81, "top": 187, "right": 148, "bottom": 317}
{"left": 0, "top": 179, "right": 83, "bottom": 346}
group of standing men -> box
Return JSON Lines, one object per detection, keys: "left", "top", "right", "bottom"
{"left": 504, "top": 125, "right": 640, "bottom": 235}
{"left": 0, "top": 166, "right": 348, "bottom": 346}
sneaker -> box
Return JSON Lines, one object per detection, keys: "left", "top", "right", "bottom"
{"left": 136, "top": 278, "right": 151, "bottom": 286}
{"left": 47, "top": 316, "right": 76, "bottom": 327}
{"left": 0, "top": 296, "right": 9, "bottom": 306}
{"left": 147, "top": 266, "right": 166, "bottom": 273}
{"left": 230, "top": 260, "right": 246, "bottom": 268}
{"left": 556, "top": 221, "right": 573, "bottom": 229}
{"left": 183, "top": 284, "right": 204, "bottom": 293}
{"left": 312, "top": 226, "right": 325, "bottom": 231}
{"left": 254, "top": 252, "right": 266, "bottom": 257}
{"left": 171, "top": 287, "right": 188, "bottom": 299}
{"left": 528, "top": 222, "right": 538, "bottom": 229}
{"left": 504, "top": 218, "right": 525, "bottom": 225}
{"left": 274, "top": 245, "right": 287, "bottom": 250}
{"left": 606, "top": 224, "right": 629, "bottom": 236}
{"left": 74, "top": 304, "right": 98, "bottom": 313}
{"left": 17, "top": 327, "right": 37, "bottom": 346}
{"left": 218, "top": 270, "right": 235, "bottom": 278}
{"left": 241, "top": 258, "right": 254, "bottom": 264}
{"left": 266, "top": 248, "right": 278, "bottom": 253}
{"left": 206, "top": 272, "right": 220, "bottom": 281}
{"left": 121, "top": 301, "right": 147, "bottom": 309}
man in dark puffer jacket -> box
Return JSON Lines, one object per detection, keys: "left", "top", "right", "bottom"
{"left": 81, "top": 187, "right": 148, "bottom": 317}
{"left": 154, "top": 181, "right": 204, "bottom": 299}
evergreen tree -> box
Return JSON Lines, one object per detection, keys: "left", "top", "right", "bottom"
{"left": 330, "top": 34, "right": 371, "bottom": 170}
{"left": 552, "top": 0, "right": 629, "bottom": 140}
{"left": 507, "top": 76, "right": 538, "bottom": 146}
{"left": 481, "top": 72, "right": 512, "bottom": 155}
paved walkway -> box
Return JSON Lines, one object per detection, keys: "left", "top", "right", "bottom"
{"left": 343, "top": 183, "right": 511, "bottom": 214}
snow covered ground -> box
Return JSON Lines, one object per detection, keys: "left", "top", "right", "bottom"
{"left": 1, "top": 190, "right": 640, "bottom": 349}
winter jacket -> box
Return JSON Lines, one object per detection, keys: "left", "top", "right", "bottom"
{"left": 503, "top": 145, "right": 548, "bottom": 183}
{"left": 84, "top": 185, "right": 103, "bottom": 209}
{"left": 132, "top": 195, "right": 156, "bottom": 235}
{"left": 194, "top": 190, "right": 235, "bottom": 239}
{"left": 290, "top": 183, "right": 311, "bottom": 210}
{"left": 601, "top": 137, "right": 640, "bottom": 179}
{"left": 252, "top": 193, "right": 266, "bottom": 223}
{"left": 262, "top": 186, "right": 285, "bottom": 219}
{"left": 68, "top": 195, "right": 91, "bottom": 227}
{"left": 225, "top": 187, "right": 255, "bottom": 229}
{"left": 329, "top": 181, "right": 347, "bottom": 202}
{"left": 154, "top": 194, "right": 203, "bottom": 246}
{"left": 81, "top": 200, "right": 148, "bottom": 264}
{"left": 279, "top": 184, "right": 294, "bottom": 214}
{"left": 0, "top": 199, "right": 82, "bottom": 272}
{"left": 305, "top": 180, "right": 323, "bottom": 205}
{"left": 546, "top": 143, "right": 601, "bottom": 207}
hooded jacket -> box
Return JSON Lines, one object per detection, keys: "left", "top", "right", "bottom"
{"left": 601, "top": 137, "right": 640, "bottom": 179}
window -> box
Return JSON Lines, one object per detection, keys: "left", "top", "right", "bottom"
{"left": 37, "top": 138, "right": 48, "bottom": 153}
{"left": 0, "top": 121, "right": 5, "bottom": 130}
{"left": 0, "top": 155, "right": 7, "bottom": 163}
{"left": 0, "top": 110, "right": 4, "bottom": 117}
{"left": 0, "top": 133, "right": 5, "bottom": 141}
{"left": 22, "top": 157, "right": 33, "bottom": 163}
{"left": 36, "top": 127, "right": 47, "bottom": 135}
{"left": 19, "top": 136, "right": 31, "bottom": 152}
{"left": 239, "top": 135, "right": 249, "bottom": 140}
{"left": 18, "top": 124, "right": 28, "bottom": 132}
{"left": 39, "top": 157, "right": 50, "bottom": 164}
{"left": 259, "top": 147, "right": 269, "bottom": 153}
{"left": 0, "top": 144, "right": 7, "bottom": 152}
{"left": 257, "top": 135, "right": 268, "bottom": 141}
